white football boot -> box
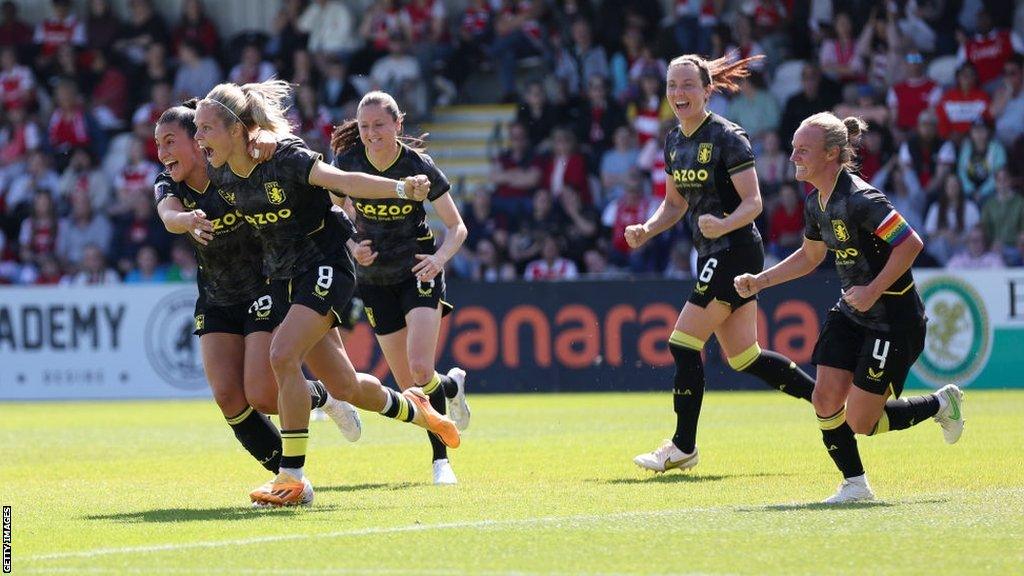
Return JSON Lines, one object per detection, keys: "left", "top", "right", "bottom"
{"left": 633, "top": 440, "right": 699, "bottom": 473}
{"left": 432, "top": 458, "right": 458, "bottom": 485}
{"left": 445, "top": 367, "right": 471, "bottom": 431}
{"left": 322, "top": 396, "right": 362, "bottom": 442}
{"left": 823, "top": 475, "right": 875, "bottom": 504}
{"left": 932, "top": 384, "right": 965, "bottom": 444}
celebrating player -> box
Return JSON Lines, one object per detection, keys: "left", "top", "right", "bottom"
{"left": 153, "top": 101, "right": 363, "bottom": 496}
{"left": 195, "top": 80, "right": 460, "bottom": 507}
{"left": 332, "top": 91, "right": 470, "bottom": 485}
{"left": 626, "top": 53, "right": 818, "bottom": 473}
{"left": 735, "top": 112, "right": 965, "bottom": 503}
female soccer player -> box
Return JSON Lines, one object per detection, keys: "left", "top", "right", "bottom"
{"left": 153, "top": 101, "right": 363, "bottom": 501}
{"left": 735, "top": 112, "right": 964, "bottom": 503}
{"left": 625, "top": 53, "right": 817, "bottom": 473}
{"left": 195, "top": 80, "right": 460, "bottom": 506}
{"left": 332, "top": 91, "right": 470, "bottom": 485}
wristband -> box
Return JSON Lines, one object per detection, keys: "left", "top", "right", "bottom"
{"left": 395, "top": 180, "right": 407, "bottom": 200}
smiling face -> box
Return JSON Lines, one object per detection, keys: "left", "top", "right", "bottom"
{"left": 194, "top": 102, "right": 242, "bottom": 168}
{"left": 666, "top": 62, "right": 710, "bottom": 125}
{"left": 357, "top": 103, "right": 400, "bottom": 155}
{"left": 790, "top": 124, "right": 835, "bottom": 184}
{"left": 155, "top": 120, "right": 203, "bottom": 183}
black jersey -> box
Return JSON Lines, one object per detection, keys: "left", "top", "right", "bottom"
{"left": 153, "top": 172, "right": 266, "bottom": 306}
{"left": 804, "top": 169, "right": 926, "bottom": 332}
{"left": 332, "top": 142, "right": 450, "bottom": 286}
{"left": 664, "top": 112, "right": 762, "bottom": 257}
{"left": 209, "top": 136, "right": 351, "bottom": 280}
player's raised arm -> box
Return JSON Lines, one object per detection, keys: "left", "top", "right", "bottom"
{"left": 310, "top": 161, "right": 430, "bottom": 201}
{"left": 625, "top": 176, "right": 688, "bottom": 249}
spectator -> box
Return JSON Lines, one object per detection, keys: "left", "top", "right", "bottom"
{"left": 110, "top": 137, "right": 159, "bottom": 217}
{"left": 48, "top": 79, "right": 95, "bottom": 159}
{"left": 172, "top": 40, "right": 222, "bottom": 102}
{"left": 554, "top": 18, "right": 609, "bottom": 97}
{"left": 488, "top": 0, "right": 548, "bottom": 102}
{"left": 636, "top": 122, "right": 669, "bottom": 197}
{"left": 287, "top": 49, "right": 321, "bottom": 91}
{"left": 266, "top": 0, "right": 308, "bottom": 63}
{"left": 61, "top": 243, "right": 119, "bottom": 285}
{"left": 957, "top": 8, "right": 1024, "bottom": 89}
{"left": 582, "top": 248, "right": 624, "bottom": 278}
{"left": 56, "top": 147, "right": 111, "bottom": 212}
{"left": 672, "top": 0, "right": 715, "bottom": 57}
{"left": 779, "top": 62, "right": 840, "bottom": 151}
{"left": 757, "top": 131, "right": 791, "bottom": 192}
{"left": 369, "top": 34, "right": 427, "bottom": 119}
{"left": 17, "top": 190, "right": 59, "bottom": 269}
{"left": 33, "top": 254, "right": 62, "bottom": 285}
{"left": 626, "top": 71, "right": 672, "bottom": 147}
{"left": 172, "top": 0, "right": 220, "bottom": 58}
{"left": 853, "top": 6, "right": 899, "bottom": 90}
{"left": 55, "top": 186, "right": 112, "bottom": 269}
{"left": 602, "top": 170, "right": 656, "bottom": 270}
{"left": 1005, "top": 231, "right": 1024, "bottom": 267}
{"left": 832, "top": 83, "right": 889, "bottom": 127}
{"left": 298, "top": 0, "right": 360, "bottom": 63}
{"left": 540, "top": 128, "right": 591, "bottom": 205}
{"left": 110, "top": 192, "right": 168, "bottom": 275}
{"left": 516, "top": 81, "right": 558, "bottom": 151}
{"left": 936, "top": 63, "right": 990, "bottom": 140}
{"left": 33, "top": 0, "right": 85, "bottom": 68}
{"left": 925, "top": 174, "right": 980, "bottom": 264}
{"left": 0, "top": 1, "right": 32, "bottom": 52}
{"left": 124, "top": 244, "right": 167, "bottom": 283}
{"left": 887, "top": 51, "right": 942, "bottom": 134}
{"left": 228, "top": 43, "right": 276, "bottom": 85}
{"left": 318, "top": 56, "right": 358, "bottom": 118}
{"left": 899, "top": 110, "right": 957, "bottom": 199}
{"left": 600, "top": 125, "right": 640, "bottom": 202}
{"left": 819, "top": 12, "right": 861, "bottom": 82}
{"left": 403, "top": 0, "right": 456, "bottom": 107}
{"left": 992, "top": 54, "right": 1024, "bottom": 147}
{"left": 524, "top": 234, "right": 578, "bottom": 280}
{"left": 726, "top": 15, "right": 766, "bottom": 71}
{"left": 165, "top": 238, "right": 197, "bottom": 283}
{"left": 0, "top": 104, "right": 42, "bottom": 181}
{"left": 557, "top": 186, "right": 599, "bottom": 263}
{"left": 135, "top": 42, "right": 174, "bottom": 105}
{"left": 85, "top": 0, "right": 123, "bottom": 53}
{"left": 131, "top": 81, "right": 173, "bottom": 162}
{"left": 726, "top": 72, "right": 780, "bottom": 146}
{"left": 450, "top": 0, "right": 492, "bottom": 90}
{"left": 115, "top": 0, "right": 169, "bottom": 66}
{"left": 946, "top": 226, "right": 1004, "bottom": 269}
{"left": 662, "top": 239, "right": 693, "bottom": 280}
{"left": 88, "top": 50, "right": 129, "bottom": 131}
{"left": 874, "top": 159, "right": 927, "bottom": 238}
{"left": 6, "top": 151, "right": 59, "bottom": 224}
{"left": 462, "top": 187, "right": 511, "bottom": 252}
{"left": 890, "top": 0, "right": 937, "bottom": 54}
{"left": 0, "top": 47, "right": 34, "bottom": 111}
{"left": 958, "top": 119, "right": 1006, "bottom": 202}
{"left": 471, "top": 238, "right": 516, "bottom": 282}
{"left": 980, "top": 169, "right": 1024, "bottom": 262}
{"left": 509, "top": 188, "right": 563, "bottom": 270}
{"left": 490, "top": 122, "right": 541, "bottom": 217}
{"left": 575, "top": 76, "right": 626, "bottom": 163}
{"left": 767, "top": 182, "right": 804, "bottom": 259}
{"left": 290, "top": 84, "right": 332, "bottom": 154}
{"left": 609, "top": 26, "right": 643, "bottom": 102}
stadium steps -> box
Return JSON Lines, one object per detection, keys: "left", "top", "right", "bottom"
{"left": 421, "top": 104, "right": 516, "bottom": 199}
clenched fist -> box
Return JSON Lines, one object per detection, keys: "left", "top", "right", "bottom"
{"left": 406, "top": 175, "right": 431, "bottom": 201}
{"left": 697, "top": 214, "right": 727, "bottom": 239}
{"left": 733, "top": 273, "right": 763, "bottom": 298}
{"left": 624, "top": 224, "right": 649, "bottom": 249}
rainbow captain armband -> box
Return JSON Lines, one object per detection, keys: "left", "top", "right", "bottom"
{"left": 874, "top": 209, "right": 912, "bottom": 245}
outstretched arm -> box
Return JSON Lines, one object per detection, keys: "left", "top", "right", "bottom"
{"left": 309, "top": 161, "right": 431, "bottom": 201}
{"left": 735, "top": 237, "right": 827, "bottom": 297}
{"left": 156, "top": 196, "right": 213, "bottom": 245}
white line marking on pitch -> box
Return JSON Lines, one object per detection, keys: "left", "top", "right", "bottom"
{"left": 25, "top": 487, "right": 1022, "bottom": 564}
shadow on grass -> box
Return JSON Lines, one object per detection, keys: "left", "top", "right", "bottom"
{"left": 86, "top": 504, "right": 349, "bottom": 523}
{"left": 596, "top": 472, "right": 795, "bottom": 485}
{"left": 737, "top": 497, "right": 949, "bottom": 512}
{"left": 316, "top": 482, "right": 419, "bottom": 493}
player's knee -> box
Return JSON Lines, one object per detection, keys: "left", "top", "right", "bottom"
{"left": 210, "top": 384, "right": 247, "bottom": 415}
{"left": 811, "top": 386, "right": 843, "bottom": 416}
{"left": 245, "top": 387, "right": 278, "bottom": 415}
{"left": 726, "top": 343, "right": 761, "bottom": 372}
{"left": 268, "top": 340, "right": 301, "bottom": 375}
{"left": 846, "top": 411, "right": 878, "bottom": 435}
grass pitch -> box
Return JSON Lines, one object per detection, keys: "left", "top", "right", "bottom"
{"left": 3, "top": 390, "right": 1023, "bottom": 575}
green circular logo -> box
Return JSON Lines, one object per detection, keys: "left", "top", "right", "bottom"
{"left": 913, "top": 276, "right": 991, "bottom": 388}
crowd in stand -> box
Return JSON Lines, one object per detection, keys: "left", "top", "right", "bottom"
{"left": 0, "top": 0, "right": 1022, "bottom": 286}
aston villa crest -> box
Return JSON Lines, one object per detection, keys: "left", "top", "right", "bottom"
{"left": 264, "top": 181, "right": 286, "bottom": 205}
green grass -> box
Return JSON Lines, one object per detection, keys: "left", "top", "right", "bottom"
{"left": 3, "top": 391, "right": 1023, "bottom": 575}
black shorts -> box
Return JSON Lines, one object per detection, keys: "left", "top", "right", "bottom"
{"left": 284, "top": 257, "right": 357, "bottom": 323}
{"left": 688, "top": 242, "right": 764, "bottom": 309}
{"left": 193, "top": 284, "right": 286, "bottom": 337}
{"left": 812, "top": 308, "right": 927, "bottom": 397}
{"left": 358, "top": 274, "right": 453, "bottom": 336}
{"left": 334, "top": 296, "right": 364, "bottom": 331}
